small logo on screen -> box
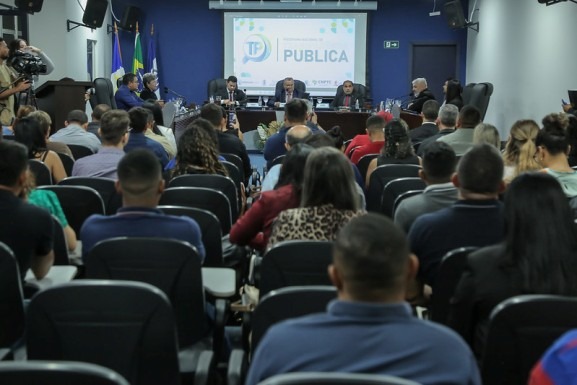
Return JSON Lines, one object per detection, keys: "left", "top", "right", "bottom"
{"left": 243, "top": 34, "right": 271, "bottom": 63}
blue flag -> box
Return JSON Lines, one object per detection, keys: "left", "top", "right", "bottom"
{"left": 111, "top": 23, "right": 125, "bottom": 92}
{"left": 147, "top": 24, "right": 160, "bottom": 99}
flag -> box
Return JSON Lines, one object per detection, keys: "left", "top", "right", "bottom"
{"left": 132, "top": 22, "right": 144, "bottom": 91}
{"left": 111, "top": 22, "right": 125, "bottom": 93}
{"left": 147, "top": 24, "right": 160, "bottom": 99}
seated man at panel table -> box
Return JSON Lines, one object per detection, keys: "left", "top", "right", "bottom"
{"left": 217, "top": 75, "right": 247, "bottom": 109}
{"left": 124, "top": 107, "right": 169, "bottom": 168}
{"left": 268, "top": 77, "right": 303, "bottom": 108}
{"left": 406, "top": 77, "right": 436, "bottom": 114}
{"left": 330, "top": 80, "right": 365, "bottom": 110}
{"left": 0, "top": 141, "right": 54, "bottom": 280}
{"left": 115, "top": 73, "right": 144, "bottom": 111}
{"left": 80, "top": 149, "right": 205, "bottom": 262}
{"left": 49, "top": 110, "right": 101, "bottom": 153}
{"left": 72, "top": 110, "right": 129, "bottom": 179}
{"left": 245, "top": 213, "right": 480, "bottom": 385}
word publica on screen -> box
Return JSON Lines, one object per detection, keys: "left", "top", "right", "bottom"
{"left": 283, "top": 49, "right": 349, "bottom": 63}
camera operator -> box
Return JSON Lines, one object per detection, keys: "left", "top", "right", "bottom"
{"left": 8, "top": 39, "right": 54, "bottom": 78}
{"left": 0, "top": 37, "right": 30, "bottom": 126}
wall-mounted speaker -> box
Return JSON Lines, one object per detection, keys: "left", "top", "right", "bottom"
{"left": 444, "top": 0, "right": 468, "bottom": 29}
{"left": 82, "top": 0, "right": 108, "bottom": 29}
{"left": 120, "top": 6, "right": 140, "bottom": 31}
{"left": 15, "top": 0, "right": 44, "bottom": 14}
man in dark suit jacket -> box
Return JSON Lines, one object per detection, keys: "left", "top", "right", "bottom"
{"left": 269, "top": 77, "right": 302, "bottom": 108}
{"left": 218, "top": 75, "right": 247, "bottom": 108}
{"left": 331, "top": 80, "right": 364, "bottom": 109}
{"left": 407, "top": 77, "right": 436, "bottom": 114}
{"left": 410, "top": 100, "right": 439, "bottom": 145}
{"left": 416, "top": 104, "right": 458, "bottom": 157}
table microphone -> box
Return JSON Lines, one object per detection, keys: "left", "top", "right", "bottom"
{"left": 164, "top": 86, "right": 187, "bottom": 104}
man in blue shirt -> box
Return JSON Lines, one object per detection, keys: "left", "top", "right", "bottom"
{"left": 124, "top": 107, "right": 168, "bottom": 167}
{"left": 246, "top": 214, "right": 480, "bottom": 385}
{"left": 115, "top": 73, "right": 144, "bottom": 111}
{"left": 80, "top": 149, "right": 205, "bottom": 262}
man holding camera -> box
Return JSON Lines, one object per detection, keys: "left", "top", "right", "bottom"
{"left": 0, "top": 37, "right": 30, "bottom": 126}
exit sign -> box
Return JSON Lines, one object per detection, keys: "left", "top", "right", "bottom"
{"left": 384, "top": 40, "right": 400, "bottom": 49}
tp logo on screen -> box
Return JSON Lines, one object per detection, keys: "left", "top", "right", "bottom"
{"left": 243, "top": 34, "right": 271, "bottom": 63}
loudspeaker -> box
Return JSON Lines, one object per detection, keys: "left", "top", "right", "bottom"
{"left": 82, "top": 0, "right": 108, "bottom": 29}
{"left": 15, "top": 0, "right": 43, "bottom": 13}
{"left": 444, "top": 0, "right": 467, "bottom": 29}
{"left": 120, "top": 6, "right": 140, "bottom": 31}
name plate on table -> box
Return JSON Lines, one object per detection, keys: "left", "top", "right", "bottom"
{"left": 246, "top": 103, "right": 261, "bottom": 108}
{"left": 315, "top": 103, "right": 331, "bottom": 109}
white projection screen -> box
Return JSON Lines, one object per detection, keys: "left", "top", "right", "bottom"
{"left": 224, "top": 12, "right": 368, "bottom": 96}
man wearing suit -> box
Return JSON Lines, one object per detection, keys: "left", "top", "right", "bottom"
{"left": 269, "top": 77, "right": 301, "bottom": 108}
{"left": 218, "top": 75, "right": 247, "bottom": 108}
{"left": 416, "top": 104, "right": 458, "bottom": 157}
{"left": 407, "top": 78, "right": 436, "bottom": 114}
{"left": 410, "top": 100, "right": 439, "bottom": 145}
{"left": 331, "top": 80, "right": 364, "bottom": 110}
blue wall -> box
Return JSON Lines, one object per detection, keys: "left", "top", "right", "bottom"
{"left": 111, "top": 0, "right": 468, "bottom": 105}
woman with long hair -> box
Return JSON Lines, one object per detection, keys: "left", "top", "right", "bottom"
{"left": 268, "top": 147, "right": 365, "bottom": 248}
{"left": 444, "top": 79, "right": 463, "bottom": 110}
{"left": 449, "top": 173, "right": 577, "bottom": 358}
{"left": 535, "top": 113, "right": 577, "bottom": 197}
{"left": 502, "top": 119, "right": 541, "bottom": 182}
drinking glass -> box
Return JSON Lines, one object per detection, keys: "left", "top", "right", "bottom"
{"left": 317, "top": 97, "right": 323, "bottom": 105}
{"left": 263, "top": 96, "right": 269, "bottom": 106}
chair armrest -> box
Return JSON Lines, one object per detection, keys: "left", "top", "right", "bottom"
{"left": 227, "top": 349, "right": 247, "bottom": 385}
{"left": 194, "top": 350, "right": 215, "bottom": 385}
{"left": 213, "top": 298, "right": 229, "bottom": 362}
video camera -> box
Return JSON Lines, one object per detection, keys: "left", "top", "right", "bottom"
{"left": 7, "top": 51, "right": 47, "bottom": 78}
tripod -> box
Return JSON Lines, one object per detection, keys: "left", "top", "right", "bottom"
{"left": 16, "top": 76, "right": 37, "bottom": 110}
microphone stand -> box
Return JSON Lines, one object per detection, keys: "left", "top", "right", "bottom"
{"left": 164, "top": 87, "right": 187, "bottom": 106}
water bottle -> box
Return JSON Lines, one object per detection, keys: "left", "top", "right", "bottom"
{"left": 209, "top": 95, "right": 214, "bottom": 104}
{"left": 258, "top": 95, "right": 263, "bottom": 106}
{"left": 354, "top": 99, "right": 360, "bottom": 111}
{"left": 379, "top": 100, "right": 384, "bottom": 112}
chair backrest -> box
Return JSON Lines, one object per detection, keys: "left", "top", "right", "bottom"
{"left": 366, "top": 164, "right": 421, "bottom": 212}
{"left": 160, "top": 186, "right": 232, "bottom": 234}
{"left": 222, "top": 160, "right": 244, "bottom": 206}
{"left": 84, "top": 238, "right": 206, "bottom": 347}
{"left": 169, "top": 174, "right": 239, "bottom": 224}
{"left": 275, "top": 79, "right": 306, "bottom": 96}
{"left": 0, "top": 242, "right": 24, "bottom": 349}
{"left": 26, "top": 280, "right": 180, "bottom": 385}
{"left": 356, "top": 154, "right": 379, "bottom": 183}
{"left": 58, "top": 176, "right": 122, "bottom": 215}
{"left": 0, "top": 361, "right": 130, "bottom": 385}
{"left": 29, "top": 159, "right": 52, "bottom": 186}
{"left": 482, "top": 295, "right": 577, "bottom": 385}
{"left": 335, "top": 83, "right": 368, "bottom": 100}
{"left": 67, "top": 144, "right": 95, "bottom": 160}
{"left": 38, "top": 185, "right": 105, "bottom": 234}
{"left": 392, "top": 190, "right": 423, "bottom": 216}
{"left": 93, "top": 77, "right": 117, "bottom": 109}
{"left": 380, "top": 177, "right": 426, "bottom": 217}
{"left": 462, "top": 82, "right": 494, "bottom": 120}
{"left": 270, "top": 155, "right": 285, "bottom": 169}
{"left": 158, "top": 205, "right": 224, "bottom": 267}
{"left": 260, "top": 240, "right": 334, "bottom": 298}
{"left": 51, "top": 215, "right": 71, "bottom": 265}
{"left": 207, "top": 78, "right": 228, "bottom": 99}
{"left": 259, "top": 372, "right": 421, "bottom": 385}
{"left": 430, "top": 247, "right": 478, "bottom": 325}
{"left": 56, "top": 152, "right": 75, "bottom": 176}
{"left": 251, "top": 286, "right": 336, "bottom": 355}
{"left": 221, "top": 152, "right": 246, "bottom": 183}
{"left": 162, "top": 101, "right": 177, "bottom": 129}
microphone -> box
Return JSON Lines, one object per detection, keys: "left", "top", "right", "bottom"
{"left": 164, "top": 86, "right": 187, "bottom": 104}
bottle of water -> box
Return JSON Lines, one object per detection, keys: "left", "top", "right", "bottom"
{"left": 379, "top": 101, "right": 384, "bottom": 111}
{"left": 258, "top": 95, "right": 263, "bottom": 106}
{"left": 209, "top": 95, "right": 214, "bottom": 104}
{"left": 354, "top": 99, "right": 360, "bottom": 111}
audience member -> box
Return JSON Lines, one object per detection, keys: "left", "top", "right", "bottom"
{"left": 330, "top": 80, "right": 364, "bottom": 109}
{"left": 230, "top": 144, "right": 313, "bottom": 252}
{"left": 437, "top": 105, "right": 482, "bottom": 155}
{"left": 365, "top": 119, "right": 420, "bottom": 188}
{"left": 449, "top": 173, "right": 577, "bottom": 358}
{"left": 502, "top": 119, "right": 540, "bottom": 183}
{"left": 139, "top": 103, "right": 176, "bottom": 159}
{"left": 115, "top": 73, "right": 144, "bottom": 111}
{"left": 409, "top": 144, "right": 505, "bottom": 287}
{"left": 410, "top": 100, "right": 439, "bottom": 145}
{"left": 141, "top": 101, "right": 177, "bottom": 154}
{"left": 0, "top": 140, "right": 54, "bottom": 280}
{"left": 72, "top": 109, "right": 128, "bottom": 179}
{"left": 269, "top": 77, "right": 302, "bottom": 108}
{"left": 566, "top": 114, "right": 577, "bottom": 167}
{"left": 139, "top": 73, "right": 160, "bottom": 102}
{"left": 125, "top": 107, "right": 168, "bottom": 168}
{"left": 407, "top": 77, "right": 436, "bottom": 114}
{"left": 345, "top": 111, "right": 393, "bottom": 157}
{"left": 49, "top": 110, "right": 101, "bottom": 153}
{"left": 267, "top": 147, "right": 364, "bottom": 248}
{"left": 417, "top": 104, "right": 458, "bottom": 156}
{"left": 350, "top": 115, "right": 386, "bottom": 164}
{"left": 86, "top": 104, "right": 111, "bottom": 139}
{"left": 529, "top": 329, "right": 577, "bottom": 385}
{"left": 14, "top": 117, "right": 67, "bottom": 183}
{"left": 80, "top": 149, "right": 205, "bottom": 260}
{"left": 394, "top": 142, "right": 458, "bottom": 233}
{"left": 444, "top": 79, "right": 463, "bottom": 110}
{"left": 536, "top": 113, "right": 577, "bottom": 197}
{"left": 246, "top": 213, "right": 481, "bottom": 385}
{"left": 28, "top": 110, "right": 73, "bottom": 159}
{"left": 472, "top": 123, "right": 500, "bottom": 149}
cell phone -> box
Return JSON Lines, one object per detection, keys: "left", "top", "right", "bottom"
{"left": 228, "top": 112, "right": 236, "bottom": 126}
{"left": 562, "top": 99, "right": 568, "bottom": 105}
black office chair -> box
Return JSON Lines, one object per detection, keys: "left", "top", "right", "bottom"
{"left": 207, "top": 78, "right": 228, "bottom": 99}
{"left": 169, "top": 174, "right": 239, "bottom": 224}
{"left": 259, "top": 240, "right": 334, "bottom": 298}
{"left": 67, "top": 144, "right": 95, "bottom": 160}
{"left": 380, "top": 177, "right": 426, "bottom": 217}
{"left": 222, "top": 160, "right": 244, "bottom": 209}
{"left": 58, "top": 177, "right": 122, "bottom": 215}
{"left": 0, "top": 242, "right": 24, "bottom": 360}
{"left": 0, "top": 361, "right": 129, "bottom": 385}
{"left": 52, "top": 215, "right": 71, "bottom": 265}
{"left": 269, "top": 155, "right": 286, "bottom": 169}
{"left": 356, "top": 154, "right": 379, "bottom": 184}
{"left": 482, "top": 295, "right": 577, "bottom": 385}
{"left": 366, "top": 164, "right": 421, "bottom": 212}
{"left": 462, "top": 82, "right": 494, "bottom": 120}
{"left": 29, "top": 159, "right": 52, "bottom": 186}
{"left": 274, "top": 79, "right": 306, "bottom": 98}
{"left": 258, "top": 372, "right": 420, "bottom": 385}
{"left": 334, "top": 82, "right": 369, "bottom": 107}
{"left": 160, "top": 187, "right": 233, "bottom": 234}
{"left": 26, "top": 280, "right": 190, "bottom": 385}
{"left": 430, "top": 247, "right": 478, "bottom": 325}
{"left": 56, "top": 152, "right": 75, "bottom": 176}
{"left": 221, "top": 152, "right": 246, "bottom": 184}
{"left": 392, "top": 190, "right": 424, "bottom": 217}
{"left": 93, "top": 77, "right": 118, "bottom": 109}
{"left": 38, "top": 185, "right": 105, "bottom": 234}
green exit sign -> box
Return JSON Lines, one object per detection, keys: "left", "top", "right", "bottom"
{"left": 384, "top": 40, "right": 400, "bottom": 49}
